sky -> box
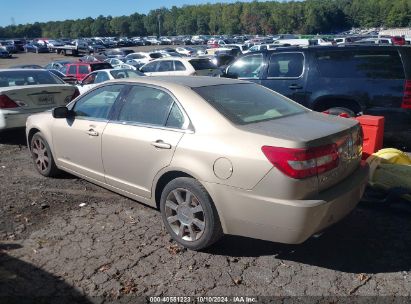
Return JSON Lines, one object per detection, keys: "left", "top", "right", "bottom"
{"left": 1, "top": 0, "right": 266, "bottom": 27}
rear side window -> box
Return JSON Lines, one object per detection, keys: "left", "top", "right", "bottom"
{"left": 268, "top": 53, "right": 304, "bottom": 78}
{"left": 117, "top": 86, "right": 173, "bottom": 126}
{"left": 193, "top": 83, "right": 305, "bottom": 125}
{"left": 68, "top": 65, "right": 77, "bottom": 74}
{"left": 158, "top": 61, "right": 173, "bottom": 72}
{"left": 174, "top": 61, "right": 186, "bottom": 71}
{"left": 189, "top": 59, "right": 216, "bottom": 70}
{"left": 78, "top": 65, "right": 89, "bottom": 74}
{"left": 315, "top": 50, "right": 404, "bottom": 79}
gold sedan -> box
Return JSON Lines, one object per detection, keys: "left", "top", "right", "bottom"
{"left": 26, "top": 76, "right": 368, "bottom": 250}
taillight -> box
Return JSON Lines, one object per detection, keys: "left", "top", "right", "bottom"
{"left": 402, "top": 80, "right": 411, "bottom": 109}
{"left": 262, "top": 144, "right": 339, "bottom": 179}
{"left": 0, "top": 94, "right": 19, "bottom": 109}
{"left": 71, "top": 88, "right": 80, "bottom": 101}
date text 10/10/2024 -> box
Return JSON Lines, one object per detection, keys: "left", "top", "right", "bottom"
{"left": 149, "top": 296, "right": 258, "bottom": 303}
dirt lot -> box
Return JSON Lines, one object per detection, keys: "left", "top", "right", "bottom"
{"left": 1, "top": 50, "right": 411, "bottom": 302}
{"left": 1, "top": 129, "right": 411, "bottom": 302}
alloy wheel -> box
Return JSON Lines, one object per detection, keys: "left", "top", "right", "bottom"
{"left": 165, "top": 188, "right": 205, "bottom": 242}
{"left": 32, "top": 137, "right": 50, "bottom": 174}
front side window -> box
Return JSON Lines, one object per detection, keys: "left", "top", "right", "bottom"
{"left": 73, "top": 85, "right": 124, "bottom": 120}
{"left": 141, "top": 62, "right": 158, "bottom": 73}
{"left": 68, "top": 65, "right": 77, "bottom": 75}
{"left": 82, "top": 73, "right": 96, "bottom": 85}
{"left": 95, "top": 72, "right": 110, "bottom": 83}
{"left": 117, "top": 85, "right": 174, "bottom": 126}
{"left": 193, "top": 83, "right": 305, "bottom": 125}
{"left": 227, "top": 54, "right": 263, "bottom": 79}
{"left": 268, "top": 53, "right": 304, "bottom": 78}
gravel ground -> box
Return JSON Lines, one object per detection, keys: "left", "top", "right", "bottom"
{"left": 1, "top": 129, "right": 411, "bottom": 303}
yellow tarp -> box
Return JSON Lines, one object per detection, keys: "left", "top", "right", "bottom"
{"left": 367, "top": 148, "right": 411, "bottom": 201}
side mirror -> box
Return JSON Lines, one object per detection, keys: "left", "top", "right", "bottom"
{"left": 76, "top": 80, "right": 83, "bottom": 86}
{"left": 52, "top": 106, "right": 73, "bottom": 119}
{"left": 221, "top": 68, "right": 238, "bottom": 79}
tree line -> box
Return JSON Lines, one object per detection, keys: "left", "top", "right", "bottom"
{"left": 1, "top": 0, "right": 411, "bottom": 39}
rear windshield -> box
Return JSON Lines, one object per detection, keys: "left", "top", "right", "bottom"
{"left": 315, "top": 50, "right": 404, "bottom": 79}
{"left": 90, "top": 63, "right": 112, "bottom": 71}
{"left": 189, "top": 59, "right": 217, "bottom": 70}
{"left": 193, "top": 83, "right": 306, "bottom": 125}
{"left": 0, "top": 70, "right": 64, "bottom": 87}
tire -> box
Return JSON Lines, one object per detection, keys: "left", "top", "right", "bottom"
{"left": 30, "top": 133, "right": 60, "bottom": 177}
{"left": 325, "top": 107, "right": 356, "bottom": 118}
{"left": 160, "top": 177, "right": 223, "bottom": 250}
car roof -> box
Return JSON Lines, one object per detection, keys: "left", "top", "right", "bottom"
{"left": 108, "top": 76, "right": 247, "bottom": 88}
{"left": 0, "top": 68, "right": 47, "bottom": 71}
{"left": 256, "top": 44, "right": 402, "bottom": 53}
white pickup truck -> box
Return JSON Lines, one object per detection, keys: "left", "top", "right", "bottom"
{"left": 52, "top": 39, "right": 90, "bottom": 56}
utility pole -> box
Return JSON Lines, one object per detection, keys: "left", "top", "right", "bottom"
{"left": 157, "top": 14, "right": 161, "bottom": 38}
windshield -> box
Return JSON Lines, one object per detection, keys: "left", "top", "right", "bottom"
{"left": 0, "top": 70, "right": 64, "bottom": 87}
{"left": 193, "top": 83, "right": 306, "bottom": 124}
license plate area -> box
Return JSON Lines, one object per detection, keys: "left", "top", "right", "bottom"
{"left": 37, "top": 95, "right": 55, "bottom": 105}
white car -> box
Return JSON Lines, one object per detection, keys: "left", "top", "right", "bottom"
{"left": 113, "top": 64, "right": 138, "bottom": 71}
{"left": 175, "top": 47, "right": 196, "bottom": 56}
{"left": 76, "top": 69, "right": 143, "bottom": 94}
{"left": 105, "top": 58, "right": 124, "bottom": 66}
{"left": 139, "top": 57, "right": 221, "bottom": 77}
{"left": 0, "top": 69, "right": 78, "bottom": 130}
{"left": 124, "top": 52, "right": 153, "bottom": 66}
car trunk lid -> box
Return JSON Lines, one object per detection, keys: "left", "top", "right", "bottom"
{"left": 1, "top": 84, "right": 76, "bottom": 110}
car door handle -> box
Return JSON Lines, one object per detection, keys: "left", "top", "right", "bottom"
{"left": 151, "top": 140, "right": 172, "bottom": 149}
{"left": 86, "top": 129, "right": 99, "bottom": 136}
{"left": 289, "top": 84, "right": 303, "bottom": 90}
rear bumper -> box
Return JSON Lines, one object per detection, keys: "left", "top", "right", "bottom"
{"left": 204, "top": 163, "right": 369, "bottom": 244}
{"left": 0, "top": 109, "right": 48, "bottom": 130}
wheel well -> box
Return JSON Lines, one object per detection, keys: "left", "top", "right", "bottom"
{"left": 27, "top": 128, "right": 40, "bottom": 150}
{"left": 313, "top": 98, "right": 362, "bottom": 114}
{"left": 154, "top": 171, "right": 193, "bottom": 209}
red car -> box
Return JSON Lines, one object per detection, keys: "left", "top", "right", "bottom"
{"left": 391, "top": 36, "right": 406, "bottom": 46}
{"left": 60, "top": 62, "right": 112, "bottom": 81}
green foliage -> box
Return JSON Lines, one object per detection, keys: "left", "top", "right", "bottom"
{"left": 1, "top": 0, "right": 411, "bottom": 38}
